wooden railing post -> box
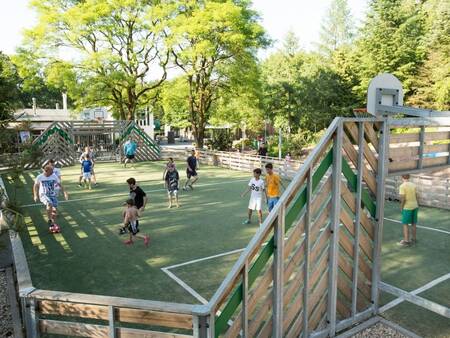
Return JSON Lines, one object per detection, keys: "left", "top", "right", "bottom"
{"left": 327, "top": 121, "right": 343, "bottom": 336}
{"left": 23, "top": 296, "right": 39, "bottom": 338}
{"left": 273, "top": 204, "right": 285, "bottom": 338}
{"left": 302, "top": 168, "right": 313, "bottom": 337}
{"left": 242, "top": 261, "right": 249, "bottom": 337}
{"left": 193, "top": 305, "right": 212, "bottom": 338}
{"left": 108, "top": 305, "right": 116, "bottom": 338}
{"left": 373, "top": 117, "right": 390, "bottom": 313}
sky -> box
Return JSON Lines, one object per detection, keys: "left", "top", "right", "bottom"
{"left": 0, "top": 0, "right": 369, "bottom": 57}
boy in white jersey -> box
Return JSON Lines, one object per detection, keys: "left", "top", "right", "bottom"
{"left": 33, "top": 165, "right": 69, "bottom": 233}
{"left": 48, "top": 159, "right": 62, "bottom": 195}
{"left": 241, "top": 168, "right": 265, "bottom": 226}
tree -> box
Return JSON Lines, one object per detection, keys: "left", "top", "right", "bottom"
{"left": 26, "top": 0, "right": 169, "bottom": 120}
{"left": 318, "top": 0, "right": 354, "bottom": 56}
{"left": 0, "top": 52, "right": 21, "bottom": 121}
{"left": 162, "top": 0, "right": 267, "bottom": 147}
{"left": 354, "top": 0, "right": 426, "bottom": 99}
{"left": 409, "top": 0, "right": 450, "bottom": 110}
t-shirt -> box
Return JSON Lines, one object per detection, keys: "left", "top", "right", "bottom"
{"left": 266, "top": 173, "right": 281, "bottom": 198}
{"left": 79, "top": 151, "right": 94, "bottom": 162}
{"left": 165, "top": 170, "right": 179, "bottom": 190}
{"left": 53, "top": 167, "right": 61, "bottom": 179}
{"left": 129, "top": 186, "right": 146, "bottom": 209}
{"left": 248, "top": 178, "right": 265, "bottom": 200}
{"left": 258, "top": 147, "right": 268, "bottom": 156}
{"left": 187, "top": 155, "right": 197, "bottom": 171}
{"left": 124, "top": 141, "right": 137, "bottom": 155}
{"left": 399, "top": 181, "right": 418, "bottom": 210}
{"left": 81, "top": 160, "right": 93, "bottom": 173}
{"left": 35, "top": 173, "right": 59, "bottom": 197}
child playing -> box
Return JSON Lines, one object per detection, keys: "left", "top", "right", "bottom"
{"left": 162, "top": 157, "right": 175, "bottom": 181}
{"left": 48, "top": 159, "right": 62, "bottom": 195}
{"left": 165, "top": 164, "right": 180, "bottom": 208}
{"left": 399, "top": 174, "right": 419, "bottom": 246}
{"left": 33, "top": 164, "right": 69, "bottom": 233}
{"left": 81, "top": 154, "right": 94, "bottom": 189}
{"left": 122, "top": 198, "right": 149, "bottom": 246}
{"left": 265, "top": 163, "right": 285, "bottom": 212}
{"left": 241, "top": 168, "right": 265, "bottom": 226}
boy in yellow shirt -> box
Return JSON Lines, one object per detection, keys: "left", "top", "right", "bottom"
{"left": 265, "top": 163, "right": 285, "bottom": 212}
{"left": 399, "top": 174, "right": 419, "bottom": 246}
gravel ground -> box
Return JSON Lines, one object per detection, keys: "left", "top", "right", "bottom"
{"left": 352, "top": 322, "right": 409, "bottom": 338}
{"left": 0, "top": 270, "right": 14, "bottom": 338}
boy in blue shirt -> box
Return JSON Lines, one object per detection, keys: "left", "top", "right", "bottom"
{"left": 123, "top": 137, "right": 138, "bottom": 168}
{"left": 81, "top": 154, "right": 94, "bottom": 190}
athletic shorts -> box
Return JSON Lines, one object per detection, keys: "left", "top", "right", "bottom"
{"left": 126, "top": 154, "right": 135, "bottom": 160}
{"left": 40, "top": 195, "right": 58, "bottom": 208}
{"left": 402, "top": 208, "right": 418, "bottom": 225}
{"left": 168, "top": 188, "right": 178, "bottom": 195}
{"left": 127, "top": 220, "right": 139, "bottom": 235}
{"left": 82, "top": 172, "right": 92, "bottom": 180}
{"left": 186, "top": 169, "right": 197, "bottom": 178}
{"left": 248, "top": 196, "right": 263, "bottom": 211}
{"left": 267, "top": 197, "right": 280, "bottom": 212}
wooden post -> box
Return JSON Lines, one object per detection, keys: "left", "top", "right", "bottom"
{"left": 327, "top": 122, "right": 343, "bottom": 336}
{"left": 108, "top": 305, "right": 116, "bottom": 338}
{"left": 273, "top": 204, "right": 285, "bottom": 338}
{"left": 302, "top": 168, "right": 313, "bottom": 337}
{"left": 242, "top": 261, "right": 249, "bottom": 337}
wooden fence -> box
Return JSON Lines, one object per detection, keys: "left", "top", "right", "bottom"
{"left": 9, "top": 117, "right": 450, "bottom": 337}
{"left": 161, "top": 148, "right": 303, "bottom": 178}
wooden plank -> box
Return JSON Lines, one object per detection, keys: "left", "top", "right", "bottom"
{"left": 389, "top": 133, "right": 420, "bottom": 144}
{"left": 340, "top": 209, "right": 373, "bottom": 262}
{"left": 340, "top": 183, "right": 375, "bottom": 240}
{"left": 336, "top": 297, "right": 351, "bottom": 318}
{"left": 309, "top": 293, "right": 328, "bottom": 332}
{"left": 364, "top": 122, "right": 379, "bottom": 153}
{"left": 39, "top": 319, "right": 108, "bottom": 337}
{"left": 38, "top": 300, "right": 109, "bottom": 320}
{"left": 389, "top": 144, "right": 449, "bottom": 160}
{"left": 345, "top": 123, "right": 378, "bottom": 173}
{"left": 31, "top": 289, "right": 196, "bottom": 314}
{"left": 117, "top": 308, "right": 193, "bottom": 330}
{"left": 248, "top": 290, "right": 272, "bottom": 337}
{"left": 425, "top": 131, "right": 450, "bottom": 142}
{"left": 339, "top": 232, "right": 372, "bottom": 282}
{"left": 342, "top": 134, "right": 377, "bottom": 195}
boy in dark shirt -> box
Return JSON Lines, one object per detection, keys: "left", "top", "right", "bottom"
{"left": 119, "top": 178, "right": 148, "bottom": 234}
{"left": 165, "top": 164, "right": 180, "bottom": 208}
{"left": 184, "top": 149, "right": 198, "bottom": 190}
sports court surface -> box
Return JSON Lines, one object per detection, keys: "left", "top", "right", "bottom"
{"left": 2, "top": 162, "right": 449, "bottom": 337}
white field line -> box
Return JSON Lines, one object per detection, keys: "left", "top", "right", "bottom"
{"left": 384, "top": 217, "right": 450, "bottom": 235}
{"left": 161, "top": 268, "right": 209, "bottom": 305}
{"left": 20, "top": 179, "right": 249, "bottom": 208}
{"left": 380, "top": 273, "right": 450, "bottom": 313}
{"left": 164, "top": 248, "right": 246, "bottom": 270}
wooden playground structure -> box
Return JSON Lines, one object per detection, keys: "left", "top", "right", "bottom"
{"left": 8, "top": 74, "right": 450, "bottom": 337}
{"left": 26, "top": 120, "right": 161, "bottom": 168}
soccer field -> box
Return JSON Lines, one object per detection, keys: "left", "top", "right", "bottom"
{"left": 2, "top": 162, "right": 450, "bottom": 337}
{"left": 3, "top": 162, "right": 267, "bottom": 305}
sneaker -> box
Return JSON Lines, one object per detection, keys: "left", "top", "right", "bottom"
{"left": 182, "top": 187, "right": 187, "bottom": 191}
{"left": 49, "top": 226, "right": 55, "bottom": 233}
{"left": 144, "top": 235, "right": 150, "bottom": 247}
{"left": 119, "top": 227, "right": 127, "bottom": 235}
{"left": 397, "top": 240, "right": 411, "bottom": 247}
{"left": 53, "top": 224, "right": 61, "bottom": 233}
{"left": 242, "top": 219, "right": 251, "bottom": 225}
{"left": 124, "top": 239, "right": 133, "bottom": 245}
{"left": 78, "top": 183, "right": 82, "bottom": 188}
{"left": 168, "top": 204, "right": 172, "bottom": 209}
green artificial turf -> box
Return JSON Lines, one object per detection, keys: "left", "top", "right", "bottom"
{"left": 3, "top": 163, "right": 449, "bottom": 338}
{"left": 381, "top": 201, "right": 450, "bottom": 337}
{"left": 3, "top": 162, "right": 262, "bottom": 304}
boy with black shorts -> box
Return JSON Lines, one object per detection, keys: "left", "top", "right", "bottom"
{"left": 184, "top": 149, "right": 198, "bottom": 190}
{"left": 165, "top": 164, "right": 180, "bottom": 208}
{"left": 123, "top": 137, "right": 137, "bottom": 168}
{"left": 122, "top": 199, "right": 149, "bottom": 246}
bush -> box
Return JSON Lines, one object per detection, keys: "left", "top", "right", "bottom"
{"left": 209, "top": 130, "right": 233, "bottom": 151}
{"left": 265, "top": 129, "right": 326, "bottom": 158}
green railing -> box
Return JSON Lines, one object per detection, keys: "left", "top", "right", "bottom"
{"left": 34, "top": 125, "right": 73, "bottom": 147}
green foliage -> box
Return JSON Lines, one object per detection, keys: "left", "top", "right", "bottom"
{"left": 0, "top": 52, "right": 21, "bottom": 120}
{"left": 25, "top": 0, "right": 169, "bottom": 120}
{"left": 318, "top": 0, "right": 354, "bottom": 56}
{"left": 162, "top": 0, "right": 268, "bottom": 147}
{"left": 208, "top": 129, "right": 233, "bottom": 151}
